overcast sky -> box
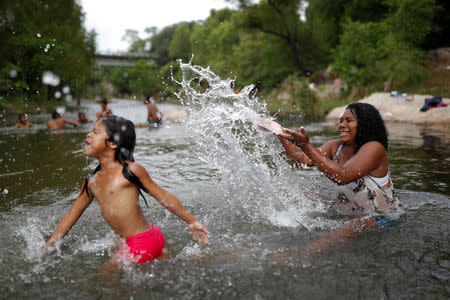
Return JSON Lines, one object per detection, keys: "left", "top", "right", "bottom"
{"left": 80, "top": 0, "right": 234, "bottom": 53}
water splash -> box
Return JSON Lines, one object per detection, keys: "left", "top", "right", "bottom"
{"left": 174, "top": 62, "right": 329, "bottom": 229}
{"left": 16, "top": 217, "right": 46, "bottom": 261}
{"left": 42, "top": 71, "right": 60, "bottom": 86}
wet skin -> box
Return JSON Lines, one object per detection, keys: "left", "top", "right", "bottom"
{"left": 44, "top": 121, "right": 209, "bottom": 256}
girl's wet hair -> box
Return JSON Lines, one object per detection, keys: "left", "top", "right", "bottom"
{"left": 82, "top": 115, "right": 149, "bottom": 206}
{"left": 346, "top": 103, "right": 388, "bottom": 154}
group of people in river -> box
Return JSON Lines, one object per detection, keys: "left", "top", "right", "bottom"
{"left": 37, "top": 99, "right": 401, "bottom": 268}
{"left": 15, "top": 96, "right": 162, "bottom": 131}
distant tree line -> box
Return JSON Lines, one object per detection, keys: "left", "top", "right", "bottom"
{"left": 105, "top": 0, "right": 449, "bottom": 100}
{"left": 1, "top": 0, "right": 449, "bottom": 104}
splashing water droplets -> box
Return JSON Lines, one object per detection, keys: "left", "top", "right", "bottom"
{"left": 113, "top": 133, "right": 120, "bottom": 143}
{"left": 62, "top": 86, "right": 70, "bottom": 94}
{"left": 175, "top": 62, "right": 327, "bottom": 229}
{"left": 42, "top": 71, "right": 60, "bottom": 86}
{"left": 9, "top": 69, "right": 18, "bottom": 78}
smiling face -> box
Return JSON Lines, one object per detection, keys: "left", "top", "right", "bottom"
{"left": 338, "top": 109, "right": 358, "bottom": 145}
{"left": 85, "top": 122, "right": 110, "bottom": 158}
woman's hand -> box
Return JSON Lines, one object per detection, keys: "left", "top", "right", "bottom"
{"left": 258, "top": 119, "right": 284, "bottom": 134}
{"left": 188, "top": 221, "right": 209, "bottom": 245}
{"left": 282, "top": 126, "right": 310, "bottom": 146}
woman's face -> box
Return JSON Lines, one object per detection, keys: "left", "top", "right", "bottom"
{"left": 338, "top": 109, "right": 358, "bottom": 144}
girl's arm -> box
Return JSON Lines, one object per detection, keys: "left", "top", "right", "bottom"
{"left": 43, "top": 182, "right": 94, "bottom": 252}
{"left": 129, "top": 163, "right": 209, "bottom": 245}
{"left": 283, "top": 127, "right": 384, "bottom": 185}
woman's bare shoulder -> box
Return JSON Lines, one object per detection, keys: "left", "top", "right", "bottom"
{"left": 360, "top": 141, "right": 386, "bottom": 152}
{"left": 324, "top": 139, "right": 341, "bottom": 147}
{"left": 320, "top": 139, "right": 341, "bottom": 156}
{"left": 358, "top": 141, "right": 387, "bottom": 159}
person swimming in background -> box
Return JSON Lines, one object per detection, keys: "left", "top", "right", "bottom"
{"left": 76, "top": 112, "right": 93, "bottom": 125}
{"left": 15, "top": 113, "right": 33, "bottom": 129}
{"left": 46, "top": 111, "right": 78, "bottom": 130}
{"left": 259, "top": 102, "right": 401, "bottom": 253}
{"left": 144, "top": 95, "right": 162, "bottom": 127}
{"left": 43, "top": 115, "right": 209, "bottom": 265}
{"left": 96, "top": 98, "right": 113, "bottom": 121}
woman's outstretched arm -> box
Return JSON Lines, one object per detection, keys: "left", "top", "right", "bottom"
{"left": 259, "top": 119, "right": 336, "bottom": 167}
{"left": 283, "top": 127, "right": 385, "bottom": 185}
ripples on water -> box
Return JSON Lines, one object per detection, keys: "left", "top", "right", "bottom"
{"left": 0, "top": 62, "right": 448, "bottom": 298}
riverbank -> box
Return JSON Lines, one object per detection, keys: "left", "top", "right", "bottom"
{"left": 326, "top": 92, "right": 450, "bottom": 125}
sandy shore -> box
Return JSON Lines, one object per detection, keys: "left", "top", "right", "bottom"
{"left": 326, "top": 92, "right": 450, "bottom": 125}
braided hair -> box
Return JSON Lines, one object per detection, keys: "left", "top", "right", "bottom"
{"left": 82, "top": 115, "right": 149, "bottom": 206}
{"left": 346, "top": 103, "right": 388, "bottom": 154}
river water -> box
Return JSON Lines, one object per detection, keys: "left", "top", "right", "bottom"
{"left": 0, "top": 64, "right": 449, "bottom": 299}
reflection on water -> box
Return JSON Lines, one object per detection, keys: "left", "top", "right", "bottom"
{"left": 0, "top": 77, "right": 449, "bottom": 298}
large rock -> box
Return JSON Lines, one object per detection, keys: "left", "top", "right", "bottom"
{"left": 326, "top": 92, "right": 450, "bottom": 125}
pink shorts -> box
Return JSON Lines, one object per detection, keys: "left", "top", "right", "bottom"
{"left": 121, "top": 225, "right": 165, "bottom": 264}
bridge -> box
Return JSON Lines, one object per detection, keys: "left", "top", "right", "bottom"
{"left": 95, "top": 52, "right": 155, "bottom": 67}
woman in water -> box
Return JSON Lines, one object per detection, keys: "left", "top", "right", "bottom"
{"left": 260, "top": 102, "right": 401, "bottom": 251}
{"left": 44, "top": 115, "right": 208, "bottom": 264}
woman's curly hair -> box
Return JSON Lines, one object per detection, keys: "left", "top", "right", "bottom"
{"left": 346, "top": 103, "right": 388, "bottom": 153}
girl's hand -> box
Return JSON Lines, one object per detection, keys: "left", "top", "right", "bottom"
{"left": 188, "top": 221, "right": 209, "bottom": 245}
{"left": 283, "top": 126, "right": 310, "bottom": 146}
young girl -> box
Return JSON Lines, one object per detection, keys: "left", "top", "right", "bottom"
{"left": 44, "top": 115, "right": 209, "bottom": 263}
{"left": 260, "top": 103, "right": 401, "bottom": 252}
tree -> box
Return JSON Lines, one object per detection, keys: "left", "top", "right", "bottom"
{"left": 149, "top": 25, "right": 179, "bottom": 66}
{"left": 239, "top": 0, "right": 307, "bottom": 75}
{"left": 127, "top": 59, "right": 160, "bottom": 96}
{"left": 0, "top": 0, "right": 95, "bottom": 101}
{"left": 169, "top": 23, "right": 193, "bottom": 61}
{"left": 332, "top": 0, "right": 437, "bottom": 87}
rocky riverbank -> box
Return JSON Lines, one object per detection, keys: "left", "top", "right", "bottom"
{"left": 326, "top": 92, "right": 450, "bottom": 125}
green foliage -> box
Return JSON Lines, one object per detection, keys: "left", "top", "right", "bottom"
{"left": 169, "top": 23, "right": 193, "bottom": 61}
{"left": 3, "top": 0, "right": 446, "bottom": 113}
{"left": 150, "top": 24, "right": 184, "bottom": 66}
{"left": 101, "top": 60, "right": 162, "bottom": 98}
{"left": 106, "top": 67, "right": 132, "bottom": 95}
{"left": 127, "top": 60, "right": 160, "bottom": 97}
{"left": 386, "top": 0, "right": 436, "bottom": 45}
{"left": 158, "top": 61, "right": 181, "bottom": 101}
{"left": 333, "top": 21, "right": 387, "bottom": 85}
{"left": 190, "top": 8, "right": 239, "bottom": 74}
{"left": 286, "top": 75, "right": 318, "bottom": 119}
{"left": 231, "top": 32, "right": 297, "bottom": 89}
{"left": 378, "top": 35, "right": 429, "bottom": 86}
{"left": 238, "top": 0, "right": 306, "bottom": 74}
{"left": 106, "top": 0, "right": 444, "bottom": 112}
{"left": 0, "top": 0, "right": 95, "bottom": 102}
{"left": 332, "top": 0, "right": 437, "bottom": 88}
